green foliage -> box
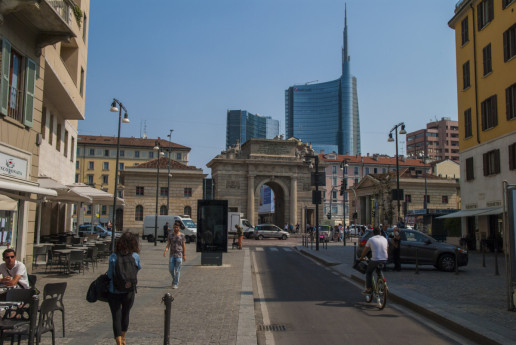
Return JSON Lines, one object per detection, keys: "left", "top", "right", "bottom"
{"left": 73, "top": 5, "right": 82, "bottom": 28}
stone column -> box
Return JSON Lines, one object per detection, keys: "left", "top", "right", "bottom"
{"left": 290, "top": 177, "right": 297, "bottom": 225}
{"left": 247, "top": 175, "right": 255, "bottom": 225}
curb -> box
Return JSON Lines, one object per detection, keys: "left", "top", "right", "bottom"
{"left": 297, "top": 246, "right": 503, "bottom": 345}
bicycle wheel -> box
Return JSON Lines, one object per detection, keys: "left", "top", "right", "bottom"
{"left": 376, "top": 278, "right": 387, "bottom": 310}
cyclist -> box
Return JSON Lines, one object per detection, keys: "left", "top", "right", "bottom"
{"left": 359, "top": 227, "right": 388, "bottom": 295}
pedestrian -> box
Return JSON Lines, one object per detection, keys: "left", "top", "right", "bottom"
{"left": 236, "top": 225, "right": 244, "bottom": 249}
{"left": 284, "top": 223, "right": 288, "bottom": 232}
{"left": 338, "top": 224, "right": 343, "bottom": 242}
{"left": 107, "top": 232, "right": 141, "bottom": 345}
{"left": 0, "top": 248, "right": 29, "bottom": 289}
{"left": 163, "top": 220, "right": 186, "bottom": 289}
{"left": 391, "top": 227, "right": 401, "bottom": 271}
{"left": 162, "top": 222, "right": 170, "bottom": 243}
{"left": 295, "top": 224, "right": 300, "bottom": 233}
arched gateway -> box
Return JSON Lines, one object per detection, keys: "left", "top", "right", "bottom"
{"left": 207, "top": 138, "right": 323, "bottom": 229}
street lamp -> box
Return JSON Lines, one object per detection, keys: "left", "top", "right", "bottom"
{"left": 166, "top": 130, "right": 173, "bottom": 214}
{"left": 153, "top": 140, "right": 165, "bottom": 246}
{"left": 388, "top": 122, "right": 406, "bottom": 225}
{"left": 305, "top": 152, "right": 321, "bottom": 251}
{"left": 340, "top": 158, "right": 349, "bottom": 246}
{"left": 109, "top": 98, "right": 130, "bottom": 253}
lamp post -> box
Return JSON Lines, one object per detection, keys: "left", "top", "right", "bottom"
{"left": 388, "top": 122, "right": 406, "bottom": 225}
{"left": 153, "top": 140, "right": 164, "bottom": 246}
{"left": 340, "top": 158, "right": 349, "bottom": 246}
{"left": 305, "top": 152, "right": 321, "bottom": 251}
{"left": 166, "top": 130, "right": 173, "bottom": 214}
{"left": 109, "top": 99, "right": 130, "bottom": 253}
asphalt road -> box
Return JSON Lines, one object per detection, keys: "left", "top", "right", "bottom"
{"left": 250, "top": 241, "right": 470, "bottom": 345}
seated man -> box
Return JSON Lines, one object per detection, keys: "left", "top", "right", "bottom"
{"left": 359, "top": 227, "right": 388, "bottom": 295}
{"left": 0, "top": 249, "right": 29, "bottom": 289}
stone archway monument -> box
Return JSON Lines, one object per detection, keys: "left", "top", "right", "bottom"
{"left": 207, "top": 138, "right": 320, "bottom": 229}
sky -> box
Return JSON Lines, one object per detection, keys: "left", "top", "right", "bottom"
{"left": 80, "top": 0, "right": 459, "bottom": 174}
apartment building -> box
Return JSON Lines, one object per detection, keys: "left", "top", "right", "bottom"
{"left": 406, "top": 118, "right": 460, "bottom": 162}
{"left": 0, "top": 0, "right": 89, "bottom": 264}
{"left": 447, "top": 0, "right": 516, "bottom": 249}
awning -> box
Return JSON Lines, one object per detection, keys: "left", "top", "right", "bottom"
{"left": 0, "top": 194, "right": 17, "bottom": 211}
{"left": 38, "top": 177, "right": 92, "bottom": 203}
{"left": 67, "top": 183, "right": 124, "bottom": 206}
{"left": 0, "top": 178, "right": 57, "bottom": 197}
{"left": 437, "top": 207, "right": 503, "bottom": 219}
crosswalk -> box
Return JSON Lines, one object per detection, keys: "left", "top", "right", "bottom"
{"left": 253, "top": 247, "right": 293, "bottom": 252}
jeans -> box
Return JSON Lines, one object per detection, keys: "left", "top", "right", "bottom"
{"left": 169, "top": 256, "right": 183, "bottom": 285}
{"left": 107, "top": 291, "right": 135, "bottom": 338}
{"left": 365, "top": 260, "right": 386, "bottom": 290}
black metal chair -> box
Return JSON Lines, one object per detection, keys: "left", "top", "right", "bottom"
{"left": 28, "top": 275, "right": 37, "bottom": 289}
{"left": 45, "top": 250, "right": 62, "bottom": 273}
{"left": 68, "top": 251, "right": 85, "bottom": 275}
{"left": 35, "top": 297, "right": 58, "bottom": 345}
{"left": 0, "top": 291, "right": 38, "bottom": 345}
{"left": 84, "top": 247, "right": 98, "bottom": 272}
{"left": 42, "top": 283, "right": 66, "bottom": 337}
{"left": 32, "top": 246, "right": 47, "bottom": 269}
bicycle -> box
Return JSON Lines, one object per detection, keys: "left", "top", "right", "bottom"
{"left": 362, "top": 259, "right": 388, "bottom": 310}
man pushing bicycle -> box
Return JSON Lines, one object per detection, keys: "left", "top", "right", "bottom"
{"left": 359, "top": 227, "right": 388, "bottom": 295}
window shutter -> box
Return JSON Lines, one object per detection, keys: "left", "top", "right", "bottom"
{"left": 488, "top": 0, "right": 493, "bottom": 22}
{"left": 23, "top": 58, "right": 36, "bottom": 127}
{"left": 0, "top": 39, "right": 11, "bottom": 116}
{"left": 477, "top": 3, "right": 482, "bottom": 30}
{"left": 510, "top": 144, "right": 516, "bottom": 170}
{"left": 493, "top": 95, "right": 498, "bottom": 127}
{"left": 495, "top": 149, "right": 500, "bottom": 174}
{"left": 483, "top": 153, "right": 488, "bottom": 176}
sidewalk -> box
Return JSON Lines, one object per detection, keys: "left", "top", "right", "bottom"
{"left": 31, "top": 242, "right": 255, "bottom": 345}
{"left": 297, "top": 241, "right": 516, "bottom": 345}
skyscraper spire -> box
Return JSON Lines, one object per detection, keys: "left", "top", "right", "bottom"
{"left": 342, "top": 3, "right": 349, "bottom": 74}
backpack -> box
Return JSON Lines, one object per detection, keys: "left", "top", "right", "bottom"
{"left": 113, "top": 254, "right": 138, "bottom": 293}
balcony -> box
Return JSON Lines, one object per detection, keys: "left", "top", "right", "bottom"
{"left": 0, "top": 0, "right": 76, "bottom": 54}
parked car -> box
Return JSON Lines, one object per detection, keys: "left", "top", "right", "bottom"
{"left": 356, "top": 228, "right": 468, "bottom": 272}
{"left": 253, "top": 224, "right": 289, "bottom": 240}
{"left": 78, "top": 224, "right": 120, "bottom": 238}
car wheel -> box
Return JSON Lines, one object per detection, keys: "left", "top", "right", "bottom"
{"left": 438, "top": 254, "right": 455, "bottom": 272}
{"left": 147, "top": 235, "right": 154, "bottom": 243}
{"left": 258, "top": 235, "right": 264, "bottom": 240}
{"left": 281, "top": 235, "right": 287, "bottom": 240}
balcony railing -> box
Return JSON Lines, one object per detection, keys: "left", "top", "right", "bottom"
{"left": 7, "top": 86, "right": 23, "bottom": 122}
{"left": 48, "top": 0, "right": 72, "bottom": 26}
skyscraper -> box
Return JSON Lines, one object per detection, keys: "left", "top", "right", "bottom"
{"left": 285, "top": 7, "right": 361, "bottom": 155}
{"left": 226, "top": 110, "right": 280, "bottom": 148}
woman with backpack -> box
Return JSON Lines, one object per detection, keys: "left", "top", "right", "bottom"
{"left": 107, "top": 232, "right": 141, "bottom": 345}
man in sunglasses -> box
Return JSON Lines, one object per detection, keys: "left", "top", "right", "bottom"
{"left": 0, "top": 249, "right": 29, "bottom": 289}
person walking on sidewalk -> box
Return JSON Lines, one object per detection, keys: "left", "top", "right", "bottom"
{"left": 163, "top": 221, "right": 186, "bottom": 289}
{"left": 236, "top": 224, "right": 243, "bottom": 249}
{"left": 107, "top": 232, "right": 141, "bottom": 345}
{"left": 391, "top": 227, "right": 401, "bottom": 271}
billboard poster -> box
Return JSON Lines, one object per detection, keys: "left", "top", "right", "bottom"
{"left": 197, "top": 200, "right": 228, "bottom": 253}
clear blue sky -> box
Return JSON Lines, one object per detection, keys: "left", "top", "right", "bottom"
{"left": 81, "top": 0, "right": 458, "bottom": 173}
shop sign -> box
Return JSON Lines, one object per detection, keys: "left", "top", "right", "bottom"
{"left": 0, "top": 152, "right": 27, "bottom": 179}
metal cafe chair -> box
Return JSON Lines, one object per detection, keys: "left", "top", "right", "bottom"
{"left": 68, "top": 250, "right": 85, "bottom": 275}
{"left": 42, "top": 283, "right": 66, "bottom": 337}
{"left": 84, "top": 247, "right": 98, "bottom": 272}
{"left": 32, "top": 246, "right": 47, "bottom": 269}
{"left": 34, "top": 297, "right": 58, "bottom": 345}
{"left": 0, "top": 291, "right": 38, "bottom": 345}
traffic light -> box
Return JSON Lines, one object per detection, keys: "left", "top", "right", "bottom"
{"left": 353, "top": 212, "right": 358, "bottom": 219}
{"left": 340, "top": 179, "right": 347, "bottom": 195}
{"left": 371, "top": 209, "right": 376, "bottom": 218}
{"left": 327, "top": 212, "right": 332, "bottom": 219}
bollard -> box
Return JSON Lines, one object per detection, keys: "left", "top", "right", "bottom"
{"left": 162, "top": 292, "right": 174, "bottom": 345}
{"left": 482, "top": 244, "right": 486, "bottom": 268}
{"left": 415, "top": 248, "right": 419, "bottom": 275}
{"left": 455, "top": 248, "right": 459, "bottom": 275}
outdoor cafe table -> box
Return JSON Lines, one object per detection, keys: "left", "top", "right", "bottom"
{"left": 53, "top": 249, "right": 86, "bottom": 275}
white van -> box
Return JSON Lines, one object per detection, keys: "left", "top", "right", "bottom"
{"left": 142, "top": 215, "right": 197, "bottom": 243}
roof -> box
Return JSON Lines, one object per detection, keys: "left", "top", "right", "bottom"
{"left": 133, "top": 158, "right": 199, "bottom": 170}
{"left": 320, "top": 153, "right": 429, "bottom": 168}
{"left": 77, "top": 135, "right": 190, "bottom": 150}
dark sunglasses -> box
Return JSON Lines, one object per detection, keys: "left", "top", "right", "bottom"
{"left": 3, "top": 256, "right": 15, "bottom": 259}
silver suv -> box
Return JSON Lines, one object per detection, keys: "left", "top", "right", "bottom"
{"left": 253, "top": 224, "right": 289, "bottom": 240}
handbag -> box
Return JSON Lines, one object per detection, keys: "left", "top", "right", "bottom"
{"left": 86, "top": 273, "right": 110, "bottom": 303}
{"left": 352, "top": 260, "right": 368, "bottom": 274}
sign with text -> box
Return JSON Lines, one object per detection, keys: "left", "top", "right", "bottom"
{"left": 0, "top": 152, "right": 27, "bottom": 179}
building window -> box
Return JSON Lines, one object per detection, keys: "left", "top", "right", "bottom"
{"left": 119, "top": 163, "right": 124, "bottom": 170}
{"left": 482, "top": 43, "right": 492, "bottom": 76}
{"left": 332, "top": 190, "right": 337, "bottom": 202}
{"left": 0, "top": 40, "right": 36, "bottom": 126}
{"left": 89, "top": 148, "right": 94, "bottom": 156}
{"left": 134, "top": 151, "right": 140, "bottom": 158}
{"left": 382, "top": 168, "right": 387, "bottom": 173}
{"left": 102, "top": 175, "right": 109, "bottom": 185}
{"left": 466, "top": 157, "right": 474, "bottom": 181}
{"left": 86, "top": 205, "right": 92, "bottom": 215}
{"left": 477, "top": 0, "right": 494, "bottom": 30}
{"left": 332, "top": 177, "right": 337, "bottom": 186}
{"left": 135, "top": 205, "right": 143, "bottom": 221}
{"left": 64, "top": 130, "right": 69, "bottom": 157}
{"left": 481, "top": 95, "right": 498, "bottom": 130}
{"left": 509, "top": 143, "right": 516, "bottom": 170}
{"left": 503, "top": 23, "right": 516, "bottom": 62}
{"left": 483, "top": 149, "right": 500, "bottom": 176}
{"left": 136, "top": 186, "right": 144, "bottom": 196}
{"left": 41, "top": 108, "right": 46, "bottom": 139}
{"left": 101, "top": 205, "right": 107, "bottom": 215}
{"left": 442, "top": 196, "right": 449, "bottom": 204}
{"left": 354, "top": 167, "right": 359, "bottom": 176}
{"left": 506, "top": 83, "right": 516, "bottom": 120}
{"left": 88, "top": 161, "right": 94, "bottom": 170}
{"left": 464, "top": 108, "right": 473, "bottom": 138}
{"left": 75, "top": 174, "right": 79, "bottom": 183}
{"left": 56, "top": 124, "right": 61, "bottom": 151}
{"left": 120, "top": 150, "right": 125, "bottom": 157}
{"left": 160, "top": 205, "right": 167, "bottom": 215}
{"left": 87, "top": 174, "right": 94, "bottom": 185}
{"left": 461, "top": 17, "right": 469, "bottom": 45}
{"left": 49, "top": 114, "right": 54, "bottom": 145}
{"left": 149, "top": 151, "right": 154, "bottom": 159}
{"left": 331, "top": 166, "right": 337, "bottom": 175}
{"left": 405, "top": 195, "right": 411, "bottom": 203}
{"left": 365, "top": 167, "right": 370, "bottom": 175}
{"left": 102, "top": 162, "right": 108, "bottom": 171}
{"left": 176, "top": 153, "right": 182, "bottom": 160}
{"left": 103, "top": 149, "right": 108, "bottom": 157}
{"left": 76, "top": 161, "right": 79, "bottom": 169}
{"left": 79, "top": 67, "right": 85, "bottom": 97}
{"left": 160, "top": 187, "right": 168, "bottom": 197}
{"left": 184, "top": 188, "right": 192, "bottom": 197}
{"left": 82, "top": 13, "right": 88, "bottom": 41}
{"left": 503, "top": 0, "right": 515, "bottom": 9}
{"left": 462, "top": 61, "right": 470, "bottom": 89}
{"left": 354, "top": 178, "right": 359, "bottom": 185}
{"left": 184, "top": 206, "right": 192, "bottom": 216}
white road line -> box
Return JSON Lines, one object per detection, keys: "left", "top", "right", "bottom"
{"left": 269, "top": 248, "right": 278, "bottom": 252}
{"left": 255, "top": 247, "right": 264, "bottom": 252}
{"left": 251, "top": 251, "right": 275, "bottom": 345}
{"left": 282, "top": 248, "right": 292, "bottom": 252}
{"left": 237, "top": 248, "right": 258, "bottom": 345}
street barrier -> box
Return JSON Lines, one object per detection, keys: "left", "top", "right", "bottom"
{"left": 162, "top": 292, "right": 174, "bottom": 345}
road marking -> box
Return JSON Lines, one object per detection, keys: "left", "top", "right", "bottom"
{"left": 282, "top": 248, "right": 292, "bottom": 252}
{"left": 255, "top": 247, "right": 264, "bottom": 252}
{"left": 252, "top": 251, "right": 275, "bottom": 345}
{"left": 269, "top": 248, "right": 278, "bottom": 252}
{"left": 237, "top": 248, "right": 258, "bottom": 345}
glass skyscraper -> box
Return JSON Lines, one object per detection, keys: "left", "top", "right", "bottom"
{"left": 226, "top": 110, "right": 280, "bottom": 148}
{"left": 285, "top": 8, "right": 361, "bottom": 155}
